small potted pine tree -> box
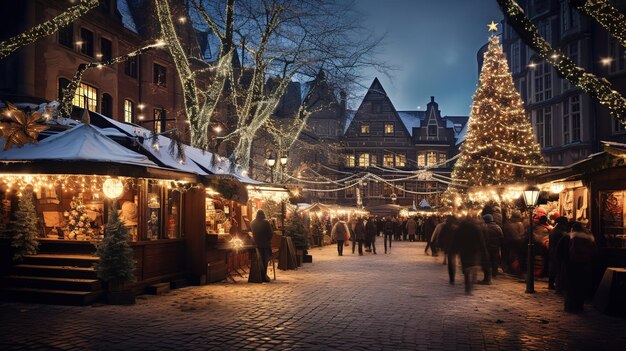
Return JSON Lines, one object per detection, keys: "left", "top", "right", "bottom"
{"left": 284, "top": 213, "right": 309, "bottom": 266}
{"left": 94, "top": 203, "right": 136, "bottom": 305}
{"left": 10, "top": 187, "right": 40, "bottom": 262}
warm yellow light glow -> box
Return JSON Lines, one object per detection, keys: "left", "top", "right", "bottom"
{"left": 102, "top": 178, "right": 124, "bottom": 199}
{"left": 601, "top": 57, "right": 613, "bottom": 66}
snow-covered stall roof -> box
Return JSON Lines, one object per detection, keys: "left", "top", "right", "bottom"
{"left": 0, "top": 124, "right": 157, "bottom": 167}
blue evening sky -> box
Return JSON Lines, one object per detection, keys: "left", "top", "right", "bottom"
{"left": 355, "top": 0, "right": 502, "bottom": 116}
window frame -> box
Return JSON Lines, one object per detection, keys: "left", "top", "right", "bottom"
{"left": 395, "top": 152, "right": 406, "bottom": 167}
{"left": 79, "top": 27, "right": 94, "bottom": 57}
{"left": 124, "top": 99, "right": 135, "bottom": 123}
{"left": 383, "top": 153, "right": 394, "bottom": 167}
{"left": 358, "top": 153, "right": 370, "bottom": 167}
{"left": 384, "top": 123, "right": 394, "bottom": 135}
{"left": 100, "top": 37, "right": 112, "bottom": 61}
{"left": 58, "top": 24, "right": 73, "bottom": 49}
{"left": 153, "top": 63, "right": 167, "bottom": 87}
{"left": 72, "top": 82, "right": 98, "bottom": 111}
{"left": 345, "top": 154, "right": 355, "bottom": 167}
{"left": 360, "top": 124, "right": 370, "bottom": 135}
{"left": 125, "top": 56, "right": 138, "bottom": 78}
{"left": 101, "top": 93, "right": 113, "bottom": 117}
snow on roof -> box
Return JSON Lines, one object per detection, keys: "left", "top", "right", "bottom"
{"left": 418, "top": 198, "right": 431, "bottom": 208}
{"left": 397, "top": 111, "right": 424, "bottom": 137}
{"left": 455, "top": 122, "right": 468, "bottom": 146}
{"left": 343, "top": 110, "right": 357, "bottom": 134}
{"left": 117, "top": 0, "right": 138, "bottom": 33}
{"left": 0, "top": 124, "right": 157, "bottom": 167}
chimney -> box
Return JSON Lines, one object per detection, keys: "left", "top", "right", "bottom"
{"left": 430, "top": 96, "right": 435, "bottom": 103}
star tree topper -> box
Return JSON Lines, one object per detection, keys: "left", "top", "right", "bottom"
{"left": 488, "top": 21, "right": 499, "bottom": 32}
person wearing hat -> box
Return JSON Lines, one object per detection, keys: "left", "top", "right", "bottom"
{"left": 481, "top": 213, "right": 503, "bottom": 283}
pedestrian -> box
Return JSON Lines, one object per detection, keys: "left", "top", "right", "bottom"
{"left": 383, "top": 216, "right": 394, "bottom": 253}
{"left": 394, "top": 217, "right": 403, "bottom": 241}
{"left": 456, "top": 217, "right": 489, "bottom": 295}
{"left": 564, "top": 222, "right": 597, "bottom": 313}
{"left": 502, "top": 210, "right": 525, "bottom": 274}
{"left": 376, "top": 216, "right": 384, "bottom": 237}
{"left": 331, "top": 217, "right": 350, "bottom": 256}
{"left": 436, "top": 215, "right": 459, "bottom": 284}
{"left": 430, "top": 219, "right": 444, "bottom": 258}
{"left": 365, "top": 216, "right": 378, "bottom": 254}
{"left": 251, "top": 210, "right": 273, "bottom": 283}
{"left": 407, "top": 216, "right": 418, "bottom": 242}
{"left": 402, "top": 217, "right": 409, "bottom": 241}
{"left": 352, "top": 217, "right": 366, "bottom": 255}
{"left": 482, "top": 214, "right": 503, "bottom": 280}
{"left": 422, "top": 216, "right": 437, "bottom": 255}
{"left": 534, "top": 215, "right": 551, "bottom": 277}
{"left": 548, "top": 216, "right": 569, "bottom": 290}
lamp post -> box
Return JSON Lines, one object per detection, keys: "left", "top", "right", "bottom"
{"left": 279, "top": 153, "right": 288, "bottom": 235}
{"left": 266, "top": 152, "right": 276, "bottom": 183}
{"left": 522, "top": 185, "right": 540, "bottom": 294}
{"left": 279, "top": 152, "right": 288, "bottom": 183}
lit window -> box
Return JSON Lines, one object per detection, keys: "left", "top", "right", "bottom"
{"left": 361, "top": 124, "right": 370, "bottom": 134}
{"left": 154, "top": 63, "right": 167, "bottom": 87}
{"left": 383, "top": 154, "right": 394, "bottom": 167}
{"left": 427, "top": 152, "right": 437, "bottom": 167}
{"left": 417, "top": 154, "right": 426, "bottom": 167}
{"left": 439, "top": 152, "right": 447, "bottom": 164}
{"left": 72, "top": 83, "right": 98, "bottom": 111}
{"left": 345, "top": 154, "right": 355, "bottom": 167}
{"left": 384, "top": 123, "right": 394, "bottom": 135}
{"left": 124, "top": 99, "right": 134, "bottom": 123}
{"left": 359, "top": 153, "right": 370, "bottom": 167}
{"left": 371, "top": 154, "right": 377, "bottom": 166}
{"left": 395, "top": 153, "right": 406, "bottom": 167}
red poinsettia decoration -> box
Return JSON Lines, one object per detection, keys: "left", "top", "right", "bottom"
{"left": 0, "top": 102, "right": 49, "bottom": 150}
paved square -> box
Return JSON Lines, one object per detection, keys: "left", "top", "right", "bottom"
{"left": 1, "top": 241, "right": 624, "bottom": 350}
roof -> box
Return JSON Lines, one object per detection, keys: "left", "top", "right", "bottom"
{"left": 0, "top": 123, "right": 156, "bottom": 167}
{"left": 396, "top": 111, "right": 425, "bottom": 137}
{"left": 343, "top": 110, "right": 357, "bottom": 134}
{"left": 455, "top": 122, "right": 468, "bottom": 145}
{"left": 117, "top": 0, "right": 138, "bottom": 33}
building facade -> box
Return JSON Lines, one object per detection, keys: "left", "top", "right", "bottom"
{"left": 0, "top": 0, "right": 205, "bottom": 136}
{"left": 500, "top": 0, "right": 626, "bottom": 166}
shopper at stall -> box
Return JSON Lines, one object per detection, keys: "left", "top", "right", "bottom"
{"left": 353, "top": 217, "right": 366, "bottom": 255}
{"left": 482, "top": 214, "right": 503, "bottom": 280}
{"left": 548, "top": 217, "right": 570, "bottom": 290}
{"left": 564, "top": 222, "right": 597, "bottom": 313}
{"left": 365, "top": 216, "right": 378, "bottom": 254}
{"left": 534, "top": 215, "right": 551, "bottom": 277}
{"left": 251, "top": 210, "right": 273, "bottom": 282}
{"left": 331, "top": 217, "right": 350, "bottom": 256}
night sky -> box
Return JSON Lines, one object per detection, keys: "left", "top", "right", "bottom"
{"left": 356, "top": 0, "right": 503, "bottom": 116}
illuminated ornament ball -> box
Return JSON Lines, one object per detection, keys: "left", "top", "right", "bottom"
{"left": 102, "top": 178, "right": 124, "bottom": 199}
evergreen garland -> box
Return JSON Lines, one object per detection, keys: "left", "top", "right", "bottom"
{"left": 284, "top": 213, "right": 308, "bottom": 249}
{"left": 10, "top": 188, "right": 40, "bottom": 261}
{"left": 94, "top": 202, "right": 136, "bottom": 284}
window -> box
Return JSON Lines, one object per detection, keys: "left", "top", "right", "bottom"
{"left": 511, "top": 40, "right": 521, "bottom": 74}
{"left": 563, "top": 41, "right": 579, "bottom": 91}
{"left": 563, "top": 100, "right": 570, "bottom": 144}
{"left": 427, "top": 152, "right": 437, "bottom": 167}
{"left": 345, "top": 154, "right": 355, "bottom": 167}
{"left": 428, "top": 125, "right": 438, "bottom": 137}
{"left": 417, "top": 154, "right": 426, "bottom": 167}
{"left": 58, "top": 25, "right": 73, "bottom": 48}
{"left": 438, "top": 152, "right": 447, "bottom": 164}
{"left": 613, "top": 117, "right": 626, "bottom": 134}
{"left": 372, "top": 102, "right": 382, "bottom": 113}
{"left": 532, "top": 0, "right": 550, "bottom": 17}
{"left": 535, "top": 109, "right": 544, "bottom": 147}
{"left": 154, "top": 63, "right": 167, "bottom": 86}
{"left": 384, "top": 123, "right": 394, "bottom": 135}
{"left": 57, "top": 78, "right": 70, "bottom": 101}
{"left": 345, "top": 186, "right": 355, "bottom": 198}
{"left": 543, "top": 107, "right": 552, "bottom": 147}
{"left": 371, "top": 154, "right": 377, "bottom": 166}
{"left": 101, "top": 93, "right": 113, "bottom": 117}
{"left": 359, "top": 153, "right": 370, "bottom": 167}
{"left": 383, "top": 154, "right": 394, "bottom": 167}
{"left": 79, "top": 28, "right": 94, "bottom": 57}
{"left": 533, "top": 61, "right": 552, "bottom": 102}
{"left": 154, "top": 108, "right": 166, "bottom": 133}
{"left": 538, "top": 19, "right": 551, "bottom": 44}
{"left": 395, "top": 153, "right": 406, "bottom": 167}
{"left": 100, "top": 38, "right": 112, "bottom": 61}
{"left": 361, "top": 124, "right": 370, "bottom": 135}
{"left": 571, "top": 96, "right": 581, "bottom": 142}
{"left": 72, "top": 82, "right": 98, "bottom": 111}
{"left": 561, "top": 1, "right": 580, "bottom": 32}
{"left": 125, "top": 56, "right": 138, "bottom": 78}
{"left": 608, "top": 37, "right": 626, "bottom": 74}
{"left": 124, "top": 99, "right": 134, "bottom": 123}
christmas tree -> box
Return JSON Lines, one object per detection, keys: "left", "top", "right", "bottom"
{"left": 310, "top": 215, "right": 324, "bottom": 246}
{"left": 450, "top": 34, "right": 545, "bottom": 194}
{"left": 284, "top": 213, "right": 309, "bottom": 249}
{"left": 63, "top": 196, "right": 95, "bottom": 240}
{"left": 11, "top": 188, "right": 40, "bottom": 261}
{"left": 94, "top": 202, "right": 136, "bottom": 284}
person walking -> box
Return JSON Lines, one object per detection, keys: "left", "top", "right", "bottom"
{"left": 353, "top": 217, "right": 366, "bottom": 255}
{"left": 422, "top": 216, "right": 437, "bottom": 255}
{"left": 251, "top": 210, "right": 274, "bottom": 283}
{"left": 564, "top": 222, "right": 597, "bottom": 313}
{"left": 331, "top": 217, "right": 350, "bottom": 256}
{"left": 365, "top": 216, "right": 378, "bottom": 254}
{"left": 383, "top": 216, "right": 394, "bottom": 254}
{"left": 502, "top": 211, "right": 525, "bottom": 274}
{"left": 407, "top": 216, "right": 418, "bottom": 242}
{"left": 437, "top": 215, "right": 459, "bottom": 284}
{"left": 482, "top": 214, "right": 504, "bottom": 280}
{"left": 402, "top": 217, "right": 409, "bottom": 241}
{"left": 394, "top": 217, "right": 403, "bottom": 241}
{"left": 548, "top": 217, "right": 569, "bottom": 290}
{"left": 456, "top": 217, "right": 489, "bottom": 295}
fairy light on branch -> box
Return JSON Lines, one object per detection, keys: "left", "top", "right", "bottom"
{"left": 497, "top": 0, "right": 626, "bottom": 119}
{"left": 569, "top": 0, "right": 626, "bottom": 48}
{"left": 60, "top": 41, "right": 165, "bottom": 117}
{"left": 0, "top": 0, "right": 99, "bottom": 61}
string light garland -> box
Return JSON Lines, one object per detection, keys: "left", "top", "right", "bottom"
{"left": 447, "top": 34, "right": 546, "bottom": 204}
{"left": 497, "top": 0, "right": 626, "bottom": 120}
{"left": 0, "top": 0, "right": 99, "bottom": 61}
{"left": 60, "top": 42, "right": 165, "bottom": 117}
{"left": 569, "top": 0, "right": 626, "bottom": 48}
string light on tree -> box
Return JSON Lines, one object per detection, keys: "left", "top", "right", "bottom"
{"left": 568, "top": 0, "right": 626, "bottom": 48}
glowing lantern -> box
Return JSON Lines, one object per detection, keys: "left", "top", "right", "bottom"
{"left": 102, "top": 178, "right": 124, "bottom": 199}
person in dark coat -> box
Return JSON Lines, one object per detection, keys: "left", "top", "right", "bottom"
{"left": 548, "top": 217, "right": 569, "bottom": 290}
{"left": 365, "top": 217, "right": 378, "bottom": 254}
{"left": 437, "top": 215, "right": 459, "bottom": 284}
{"left": 482, "top": 214, "right": 503, "bottom": 281}
{"left": 383, "top": 217, "right": 394, "bottom": 253}
{"left": 353, "top": 217, "right": 366, "bottom": 255}
{"left": 402, "top": 218, "right": 409, "bottom": 241}
{"left": 564, "top": 222, "right": 597, "bottom": 313}
{"left": 502, "top": 211, "right": 525, "bottom": 274}
{"left": 251, "top": 210, "right": 274, "bottom": 282}
{"left": 422, "top": 216, "right": 437, "bottom": 255}
{"left": 455, "top": 217, "right": 489, "bottom": 295}
{"left": 394, "top": 217, "right": 403, "bottom": 241}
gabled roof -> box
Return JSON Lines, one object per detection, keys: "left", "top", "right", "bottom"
{"left": 343, "top": 110, "right": 357, "bottom": 134}
{"left": 397, "top": 111, "right": 426, "bottom": 137}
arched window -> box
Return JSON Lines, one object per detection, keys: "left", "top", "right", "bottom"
{"left": 101, "top": 93, "right": 113, "bottom": 117}
{"left": 124, "top": 99, "right": 134, "bottom": 123}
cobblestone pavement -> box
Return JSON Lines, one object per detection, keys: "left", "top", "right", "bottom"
{"left": 1, "top": 241, "right": 625, "bottom": 351}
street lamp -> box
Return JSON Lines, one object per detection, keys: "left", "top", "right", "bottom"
{"left": 522, "top": 185, "right": 540, "bottom": 294}
{"left": 266, "top": 152, "right": 276, "bottom": 183}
